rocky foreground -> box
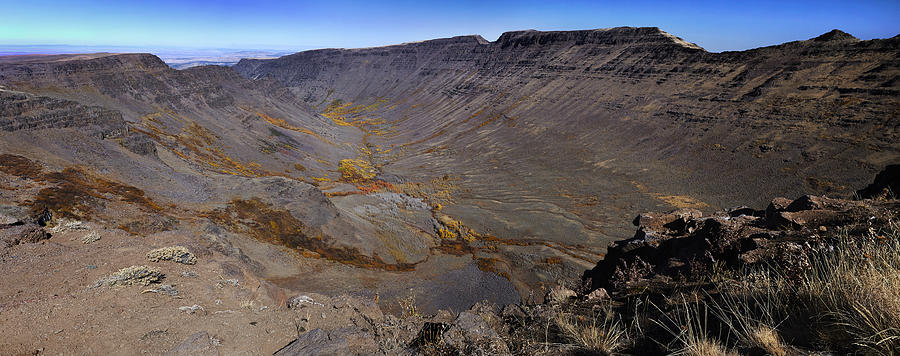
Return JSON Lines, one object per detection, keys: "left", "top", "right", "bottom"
{"left": 2, "top": 164, "right": 896, "bottom": 355}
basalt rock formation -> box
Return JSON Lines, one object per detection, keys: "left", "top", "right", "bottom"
{"left": 582, "top": 191, "right": 900, "bottom": 295}
{"left": 1, "top": 27, "right": 898, "bottom": 319}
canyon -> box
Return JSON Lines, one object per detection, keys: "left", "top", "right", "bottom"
{"left": 0, "top": 27, "right": 897, "bottom": 354}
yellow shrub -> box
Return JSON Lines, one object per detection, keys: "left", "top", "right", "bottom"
{"left": 338, "top": 159, "right": 376, "bottom": 182}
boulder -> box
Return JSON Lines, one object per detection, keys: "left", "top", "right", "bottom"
{"left": 166, "top": 331, "right": 218, "bottom": 356}
{"left": 856, "top": 164, "right": 900, "bottom": 199}
{"left": 441, "top": 311, "right": 510, "bottom": 354}
{"left": 274, "top": 329, "right": 351, "bottom": 356}
{"left": 586, "top": 288, "right": 610, "bottom": 301}
{"left": 0, "top": 223, "right": 49, "bottom": 248}
{"left": 546, "top": 286, "right": 577, "bottom": 303}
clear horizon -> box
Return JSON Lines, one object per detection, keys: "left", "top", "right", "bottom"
{"left": 0, "top": 0, "right": 898, "bottom": 53}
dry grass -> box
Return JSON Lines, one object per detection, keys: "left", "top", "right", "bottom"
{"left": 708, "top": 219, "right": 900, "bottom": 355}
{"left": 553, "top": 307, "right": 627, "bottom": 355}
{"left": 398, "top": 292, "right": 420, "bottom": 318}
{"left": 709, "top": 273, "right": 788, "bottom": 356}
{"left": 796, "top": 221, "right": 900, "bottom": 354}
{"left": 497, "top": 220, "right": 900, "bottom": 355}
{"left": 654, "top": 299, "right": 738, "bottom": 356}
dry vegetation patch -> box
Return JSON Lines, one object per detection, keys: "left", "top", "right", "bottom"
{"left": 147, "top": 246, "right": 197, "bottom": 265}
{"left": 94, "top": 265, "right": 164, "bottom": 287}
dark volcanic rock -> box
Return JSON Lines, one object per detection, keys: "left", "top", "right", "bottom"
{"left": 165, "top": 331, "right": 219, "bottom": 356}
{"left": 856, "top": 164, "right": 900, "bottom": 199}
{"left": 583, "top": 194, "right": 899, "bottom": 294}
{"left": 273, "top": 328, "right": 351, "bottom": 356}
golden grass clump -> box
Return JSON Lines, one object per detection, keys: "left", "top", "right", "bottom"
{"left": 796, "top": 222, "right": 900, "bottom": 354}
{"left": 554, "top": 309, "right": 628, "bottom": 355}
{"left": 338, "top": 159, "right": 376, "bottom": 183}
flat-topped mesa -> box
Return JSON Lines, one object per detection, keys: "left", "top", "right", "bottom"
{"left": 494, "top": 27, "right": 705, "bottom": 50}
{"left": 293, "top": 35, "right": 488, "bottom": 55}
{"left": 388, "top": 34, "right": 490, "bottom": 48}
{"left": 0, "top": 53, "right": 170, "bottom": 83}
{"left": 0, "top": 53, "right": 167, "bottom": 69}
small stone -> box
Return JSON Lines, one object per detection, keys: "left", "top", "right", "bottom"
{"left": 179, "top": 305, "right": 205, "bottom": 315}
{"left": 546, "top": 286, "right": 576, "bottom": 304}
{"left": 586, "top": 288, "right": 609, "bottom": 301}
{"left": 81, "top": 231, "right": 100, "bottom": 244}
{"left": 143, "top": 284, "right": 179, "bottom": 297}
{"left": 166, "top": 331, "right": 217, "bottom": 356}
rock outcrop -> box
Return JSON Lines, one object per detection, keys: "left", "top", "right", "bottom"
{"left": 0, "top": 90, "right": 127, "bottom": 138}
{"left": 583, "top": 170, "right": 900, "bottom": 295}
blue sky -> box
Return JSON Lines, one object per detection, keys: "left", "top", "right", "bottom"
{"left": 0, "top": 0, "right": 898, "bottom": 52}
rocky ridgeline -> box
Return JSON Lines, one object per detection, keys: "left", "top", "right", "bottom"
{"left": 583, "top": 165, "right": 900, "bottom": 296}
{"left": 493, "top": 27, "right": 702, "bottom": 49}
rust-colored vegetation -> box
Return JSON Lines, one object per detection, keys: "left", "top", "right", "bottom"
{"left": 35, "top": 167, "right": 163, "bottom": 220}
{"left": 0, "top": 154, "right": 165, "bottom": 221}
{"left": 0, "top": 154, "right": 43, "bottom": 178}
{"left": 324, "top": 180, "right": 398, "bottom": 198}
{"left": 544, "top": 257, "right": 563, "bottom": 265}
{"left": 204, "top": 198, "right": 414, "bottom": 271}
{"left": 475, "top": 257, "right": 511, "bottom": 280}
